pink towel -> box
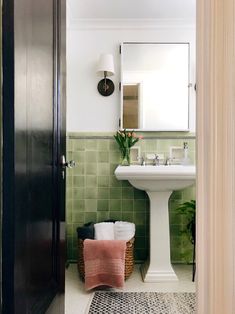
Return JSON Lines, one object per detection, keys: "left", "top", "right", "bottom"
{"left": 84, "top": 239, "right": 126, "bottom": 290}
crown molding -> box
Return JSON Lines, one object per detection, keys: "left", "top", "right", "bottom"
{"left": 67, "top": 18, "right": 196, "bottom": 31}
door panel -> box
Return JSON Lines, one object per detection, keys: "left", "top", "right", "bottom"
{"left": 2, "top": 0, "right": 66, "bottom": 313}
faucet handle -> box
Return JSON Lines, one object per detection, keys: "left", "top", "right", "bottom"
{"left": 153, "top": 154, "right": 160, "bottom": 166}
{"left": 138, "top": 156, "right": 146, "bottom": 166}
{"left": 183, "top": 142, "right": 188, "bottom": 149}
{"left": 165, "top": 157, "right": 172, "bottom": 166}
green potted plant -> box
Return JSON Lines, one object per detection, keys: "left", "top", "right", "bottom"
{"left": 176, "top": 199, "right": 196, "bottom": 281}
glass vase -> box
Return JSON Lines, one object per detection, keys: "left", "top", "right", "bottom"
{"left": 121, "top": 148, "right": 130, "bottom": 166}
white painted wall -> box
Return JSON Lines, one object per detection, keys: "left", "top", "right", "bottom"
{"left": 67, "top": 20, "right": 196, "bottom": 132}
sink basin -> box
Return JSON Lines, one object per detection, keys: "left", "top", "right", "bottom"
{"left": 115, "top": 165, "right": 195, "bottom": 191}
{"left": 115, "top": 164, "right": 196, "bottom": 282}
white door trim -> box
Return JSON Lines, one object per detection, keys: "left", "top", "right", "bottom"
{"left": 197, "top": 0, "right": 235, "bottom": 312}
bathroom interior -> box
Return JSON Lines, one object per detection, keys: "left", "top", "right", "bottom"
{"left": 65, "top": 0, "right": 196, "bottom": 313}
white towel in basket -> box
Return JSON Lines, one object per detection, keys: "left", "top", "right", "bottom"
{"left": 114, "top": 221, "right": 135, "bottom": 241}
{"left": 94, "top": 222, "right": 115, "bottom": 240}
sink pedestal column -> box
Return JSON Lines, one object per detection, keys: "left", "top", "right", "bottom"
{"left": 141, "top": 191, "right": 178, "bottom": 282}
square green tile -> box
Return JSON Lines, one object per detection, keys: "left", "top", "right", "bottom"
{"left": 188, "top": 151, "right": 196, "bottom": 164}
{"left": 85, "top": 188, "right": 97, "bottom": 199}
{"left": 156, "top": 139, "right": 181, "bottom": 152}
{"left": 97, "top": 211, "right": 110, "bottom": 222}
{"left": 135, "top": 237, "right": 146, "bottom": 249}
{"left": 134, "top": 249, "right": 148, "bottom": 261}
{"left": 73, "top": 187, "right": 85, "bottom": 200}
{"left": 186, "top": 139, "right": 196, "bottom": 150}
{"left": 121, "top": 180, "right": 131, "bottom": 187}
{"left": 134, "top": 212, "right": 146, "bottom": 225}
{"left": 85, "top": 176, "right": 97, "bottom": 187}
{"left": 134, "top": 200, "right": 147, "bottom": 212}
{"left": 72, "top": 223, "right": 79, "bottom": 237}
{"left": 66, "top": 139, "right": 73, "bottom": 152}
{"left": 98, "top": 188, "right": 109, "bottom": 199}
{"left": 72, "top": 151, "right": 85, "bottom": 163}
{"left": 182, "top": 186, "right": 195, "bottom": 199}
{"left": 66, "top": 176, "right": 73, "bottom": 186}
{"left": 72, "top": 212, "right": 85, "bottom": 223}
{"left": 134, "top": 189, "right": 147, "bottom": 200}
{"left": 109, "top": 211, "right": 122, "bottom": 221}
{"left": 135, "top": 225, "right": 146, "bottom": 237}
{"left": 110, "top": 176, "right": 122, "bottom": 187}
{"left": 66, "top": 236, "right": 73, "bottom": 251}
{"left": 122, "top": 187, "right": 134, "bottom": 199}
{"left": 109, "top": 140, "right": 119, "bottom": 151}
{"left": 85, "top": 151, "right": 97, "bottom": 163}
{"left": 85, "top": 199, "right": 97, "bottom": 212}
{"left": 144, "top": 140, "right": 157, "bottom": 152}
{"left": 72, "top": 199, "right": 85, "bottom": 212}
{"left": 73, "top": 163, "right": 85, "bottom": 175}
{"left": 84, "top": 212, "right": 97, "bottom": 223}
{"left": 98, "top": 176, "right": 109, "bottom": 187}
{"left": 66, "top": 211, "right": 72, "bottom": 223}
{"left": 85, "top": 139, "right": 97, "bottom": 150}
{"left": 66, "top": 188, "right": 73, "bottom": 199}
{"left": 122, "top": 212, "right": 134, "bottom": 222}
{"left": 73, "top": 176, "right": 85, "bottom": 187}
{"left": 110, "top": 188, "right": 122, "bottom": 199}
{"left": 97, "top": 163, "right": 109, "bottom": 176}
{"left": 110, "top": 151, "right": 120, "bottom": 163}
{"left": 66, "top": 199, "right": 73, "bottom": 211}
{"left": 98, "top": 140, "right": 109, "bottom": 151}
{"left": 110, "top": 163, "right": 118, "bottom": 175}
{"left": 122, "top": 200, "right": 134, "bottom": 212}
{"left": 171, "top": 191, "right": 183, "bottom": 200}
{"left": 66, "top": 224, "right": 73, "bottom": 236}
{"left": 97, "top": 200, "right": 109, "bottom": 211}
{"left": 98, "top": 151, "right": 109, "bottom": 163}
{"left": 85, "top": 163, "right": 97, "bottom": 175}
{"left": 66, "top": 152, "right": 73, "bottom": 161}
{"left": 110, "top": 199, "right": 122, "bottom": 211}
{"left": 73, "top": 139, "right": 85, "bottom": 151}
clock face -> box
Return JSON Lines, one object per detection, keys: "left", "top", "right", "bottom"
{"left": 97, "top": 78, "right": 115, "bottom": 96}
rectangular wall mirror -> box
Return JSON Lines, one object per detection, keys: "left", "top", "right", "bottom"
{"left": 120, "top": 42, "right": 190, "bottom": 131}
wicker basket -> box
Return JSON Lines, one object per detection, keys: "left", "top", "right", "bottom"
{"left": 77, "top": 238, "right": 135, "bottom": 281}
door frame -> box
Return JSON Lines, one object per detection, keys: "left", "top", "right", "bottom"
{"left": 196, "top": 0, "right": 235, "bottom": 313}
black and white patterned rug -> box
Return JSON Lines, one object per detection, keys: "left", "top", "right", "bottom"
{"left": 88, "top": 292, "right": 196, "bottom": 314}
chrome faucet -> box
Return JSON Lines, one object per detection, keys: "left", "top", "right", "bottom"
{"left": 164, "top": 157, "right": 171, "bottom": 166}
{"left": 138, "top": 156, "right": 146, "bottom": 166}
{"left": 153, "top": 154, "right": 160, "bottom": 166}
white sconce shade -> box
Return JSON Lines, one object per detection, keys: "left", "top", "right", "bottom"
{"left": 97, "top": 53, "right": 115, "bottom": 77}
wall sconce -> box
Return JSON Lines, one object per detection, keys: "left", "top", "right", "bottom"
{"left": 97, "top": 53, "right": 115, "bottom": 96}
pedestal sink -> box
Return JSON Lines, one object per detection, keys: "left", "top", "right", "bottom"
{"left": 115, "top": 165, "right": 196, "bottom": 282}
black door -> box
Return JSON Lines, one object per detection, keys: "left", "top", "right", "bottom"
{"left": 2, "top": 0, "right": 66, "bottom": 313}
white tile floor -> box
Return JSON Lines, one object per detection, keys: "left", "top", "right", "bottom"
{"left": 65, "top": 264, "right": 196, "bottom": 314}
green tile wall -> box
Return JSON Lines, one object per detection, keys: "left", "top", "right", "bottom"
{"left": 66, "top": 133, "right": 196, "bottom": 264}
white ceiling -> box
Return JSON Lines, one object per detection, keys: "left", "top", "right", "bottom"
{"left": 67, "top": 0, "right": 196, "bottom": 21}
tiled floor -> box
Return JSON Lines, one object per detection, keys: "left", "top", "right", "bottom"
{"left": 65, "top": 263, "right": 196, "bottom": 314}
